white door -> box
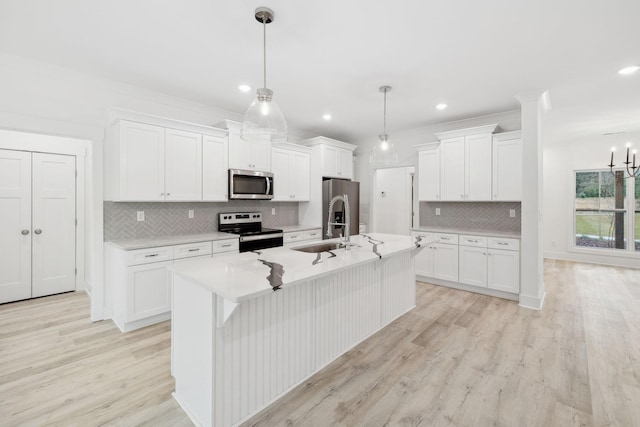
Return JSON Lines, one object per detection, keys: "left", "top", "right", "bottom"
{"left": 459, "top": 246, "right": 488, "bottom": 287}
{"left": 373, "top": 167, "right": 414, "bottom": 235}
{"left": 465, "top": 134, "right": 492, "bottom": 201}
{"left": 120, "top": 121, "right": 165, "bottom": 201}
{"left": 202, "top": 135, "right": 229, "bottom": 201}
{"left": 127, "top": 261, "right": 172, "bottom": 322}
{"left": 440, "top": 137, "right": 465, "bottom": 201}
{"left": 0, "top": 150, "right": 32, "bottom": 303}
{"left": 31, "top": 153, "right": 76, "bottom": 298}
{"left": 418, "top": 148, "right": 440, "bottom": 201}
{"left": 165, "top": 129, "right": 202, "bottom": 201}
{"left": 433, "top": 243, "right": 459, "bottom": 282}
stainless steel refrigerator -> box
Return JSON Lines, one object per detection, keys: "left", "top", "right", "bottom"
{"left": 322, "top": 178, "right": 360, "bottom": 239}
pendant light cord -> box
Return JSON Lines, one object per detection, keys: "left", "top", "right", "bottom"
{"left": 383, "top": 88, "right": 387, "bottom": 135}
{"left": 263, "top": 16, "right": 267, "bottom": 88}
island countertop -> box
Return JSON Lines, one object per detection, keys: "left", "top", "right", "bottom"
{"left": 168, "top": 233, "right": 424, "bottom": 303}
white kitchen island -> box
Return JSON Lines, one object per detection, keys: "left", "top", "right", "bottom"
{"left": 170, "top": 233, "right": 425, "bottom": 427}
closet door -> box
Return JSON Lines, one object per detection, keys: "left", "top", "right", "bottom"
{"left": 0, "top": 149, "right": 32, "bottom": 303}
{"left": 31, "top": 153, "right": 76, "bottom": 298}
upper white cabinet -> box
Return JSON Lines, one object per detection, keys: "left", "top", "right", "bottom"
{"left": 224, "top": 120, "right": 271, "bottom": 172}
{"left": 300, "top": 137, "right": 355, "bottom": 180}
{"left": 416, "top": 143, "right": 440, "bottom": 201}
{"left": 106, "top": 111, "right": 228, "bottom": 202}
{"left": 271, "top": 144, "right": 310, "bottom": 201}
{"left": 439, "top": 136, "right": 466, "bottom": 200}
{"left": 202, "top": 135, "right": 229, "bottom": 201}
{"left": 492, "top": 131, "right": 522, "bottom": 201}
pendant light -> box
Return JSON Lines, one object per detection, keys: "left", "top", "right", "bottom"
{"left": 370, "top": 86, "right": 399, "bottom": 166}
{"left": 241, "top": 7, "right": 288, "bottom": 143}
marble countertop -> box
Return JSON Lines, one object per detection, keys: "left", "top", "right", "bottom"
{"left": 279, "top": 224, "right": 322, "bottom": 233}
{"left": 169, "top": 233, "right": 425, "bottom": 303}
{"left": 411, "top": 227, "right": 520, "bottom": 239}
{"left": 107, "top": 232, "right": 238, "bottom": 250}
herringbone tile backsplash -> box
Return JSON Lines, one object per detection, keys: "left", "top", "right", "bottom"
{"left": 419, "top": 202, "right": 521, "bottom": 232}
{"left": 104, "top": 201, "right": 299, "bottom": 241}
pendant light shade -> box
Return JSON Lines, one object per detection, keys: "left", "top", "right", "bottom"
{"left": 241, "top": 7, "right": 288, "bottom": 143}
{"left": 370, "top": 86, "right": 399, "bottom": 166}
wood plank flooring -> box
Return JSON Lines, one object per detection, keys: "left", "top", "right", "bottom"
{"left": 1, "top": 259, "right": 639, "bottom": 426}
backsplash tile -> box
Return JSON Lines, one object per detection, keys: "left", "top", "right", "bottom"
{"left": 104, "top": 201, "right": 299, "bottom": 241}
{"left": 419, "top": 202, "right": 521, "bottom": 233}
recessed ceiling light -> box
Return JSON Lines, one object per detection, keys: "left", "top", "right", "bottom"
{"left": 238, "top": 84, "right": 251, "bottom": 92}
{"left": 436, "top": 103, "right": 447, "bottom": 110}
{"left": 322, "top": 113, "right": 332, "bottom": 121}
{"left": 618, "top": 65, "right": 639, "bottom": 75}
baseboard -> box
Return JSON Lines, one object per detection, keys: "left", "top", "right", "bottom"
{"left": 416, "top": 275, "right": 519, "bottom": 302}
{"left": 518, "top": 291, "right": 546, "bottom": 310}
{"left": 113, "top": 312, "right": 171, "bottom": 333}
{"left": 172, "top": 392, "right": 202, "bottom": 427}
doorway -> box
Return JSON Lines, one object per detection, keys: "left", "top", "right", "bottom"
{"left": 371, "top": 166, "right": 415, "bottom": 235}
{"left": 0, "top": 149, "right": 77, "bottom": 303}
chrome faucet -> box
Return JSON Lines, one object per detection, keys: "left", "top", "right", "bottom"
{"left": 327, "top": 194, "right": 351, "bottom": 249}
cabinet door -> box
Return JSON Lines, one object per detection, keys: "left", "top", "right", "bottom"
{"left": 433, "top": 243, "right": 458, "bottom": 282}
{"left": 440, "top": 137, "right": 465, "bottom": 201}
{"left": 412, "top": 232, "right": 435, "bottom": 277}
{"left": 0, "top": 149, "right": 32, "bottom": 303}
{"left": 126, "top": 260, "right": 172, "bottom": 322}
{"left": 291, "top": 151, "right": 310, "bottom": 201}
{"left": 165, "top": 129, "right": 202, "bottom": 201}
{"left": 203, "top": 135, "right": 229, "bottom": 201}
{"left": 418, "top": 149, "right": 440, "bottom": 201}
{"left": 228, "top": 130, "right": 253, "bottom": 170}
{"left": 120, "top": 121, "right": 165, "bottom": 200}
{"left": 493, "top": 138, "right": 522, "bottom": 201}
{"left": 465, "top": 134, "right": 492, "bottom": 201}
{"left": 336, "top": 149, "right": 352, "bottom": 179}
{"left": 487, "top": 249, "right": 520, "bottom": 293}
{"left": 271, "top": 148, "right": 290, "bottom": 201}
{"left": 321, "top": 145, "right": 338, "bottom": 178}
{"left": 458, "top": 246, "right": 487, "bottom": 287}
{"left": 251, "top": 140, "right": 271, "bottom": 171}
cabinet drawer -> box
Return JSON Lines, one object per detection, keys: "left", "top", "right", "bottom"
{"left": 173, "top": 241, "right": 213, "bottom": 260}
{"left": 435, "top": 233, "right": 458, "bottom": 245}
{"left": 212, "top": 238, "right": 239, "bottom": 254}
{"left": 284, "top": 232, "right": 304, "bottom": 243}
{"left": 459, "top": 235, "right": 487, "bottom": 248}
{"left": 488, "top": 237, "right": 519, "bottom": 251}
{"left": 304, "top": 229, "right": 322, "bottom": 241}
{"left": 126, "top": 246, "right": 174, "bottom": 266}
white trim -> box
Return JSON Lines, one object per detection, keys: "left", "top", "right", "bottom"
{"left": 414, "top": 141, "right": 440, "bottom": 151}
{"left": 416, "top": 275, "right": 519, "bottom": 301}
{"left": 492, "top": 130, "right": 522, "bottom": 141}
{"left": 299, "top": 136, "right": 357, "bottom": 151}
{"left": 518, "top": 290, "right": 546, "bottom": 310}
{"left": 434, "top": 123, "right": 498, "bottom": 140}
{"left": 109, "top": 108, "right": 227, "bottom": 137}
{"left": 271, "top": 142, "right": 311, "bottom": 154}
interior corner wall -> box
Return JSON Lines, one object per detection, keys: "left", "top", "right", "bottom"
{"left": 353, "top": 110, "right": 521, "bottom": 226}
{"left": 543, "top": 131, "right": 640, "bottom": 268}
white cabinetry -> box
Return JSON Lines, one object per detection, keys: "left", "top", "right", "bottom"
{"left": 412, "top": 232, "right": 458, "bottom": 281}
{"left": 202, "top": 135, "right": 229, "bottom": 201}
{"left": 492, "top": 131, "right": 522, "bottom": 201}
{"left": 487, "top": 237, "right": 520, "bottom": 293}
{"left": 438, "top": 133, "right": 492, "bottom": 201}
{"left": 106, "top": 238, "right": 238, "bottom": 332}
{"left": 224, "top": 120, "right": 271, "bottom": 171}
{"left": 271, "top": 144, "right": 311, "bottom": 201}
{"left": 283, "top": 228, "right": 322, "bottom": 247}
{"left": 416, "top": 143, "right": 440, "bottom": 201}
{"left": 105, "top": 112, "right": 228, "bottom": 201}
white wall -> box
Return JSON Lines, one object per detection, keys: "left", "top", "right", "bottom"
{"left": 543, "top": 131, "right": 640, "bottom": 268}
{"left": 353, "top": 110, "right": 521, "bottom": 225}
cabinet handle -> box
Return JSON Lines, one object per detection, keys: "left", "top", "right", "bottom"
{"left": 469, "top": 239, "right": 478, "bottom": 243}
{"left": 221, "top": 243, "right": 232, "bottom": 248}
{"left": 460, "top": 195, "right": 464, "bottom": 199}
{"left": 494, "top": 194, "right": 497, "bottom": 198}
{"left": 21, "top": 229, "right": 30, "bottom": 235}
{"left": 290, "top": 235, "right": 298, "bottom": 239}
{"left": 160, "top": 193, "right": 164, "bottom": 196}
{"left": 188, "top": 248, "right": 200, "bottom": 252}
{"left": 145, "top": 254, "right": 159, "bottom": 258}
{"left": 309, "top": 233, "right": 317, "bottom": 236}
{"left": 34, "top": 229, "right": 42, "bottom": 235}
{"left": 166, "top": 193, "right": 170, "bottom": 196}
{"left": 497, "top": 242, "right": 508, "bottom": 246}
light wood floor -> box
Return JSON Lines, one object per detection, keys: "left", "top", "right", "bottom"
{"left": 1, "top": 260, "right": 639, "bottom": 426}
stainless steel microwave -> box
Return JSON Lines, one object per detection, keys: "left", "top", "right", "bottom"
{"left": 229, "top": 169, "right": 274, "bottom": 200}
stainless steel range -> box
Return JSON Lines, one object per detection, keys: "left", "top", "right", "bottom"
{"left": 218, "top": 212, "right": 283, "bottom": 252}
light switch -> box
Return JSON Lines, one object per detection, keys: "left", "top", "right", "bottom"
{"left": 136, "top": 211, "right": 145, "bottom": 222}
{"left": 435, "top": 208, "right": 441, "bottom": 216}
{"left": 509, "top": 209, "right": 516, "bottom": 218}
{"left": 188, "top": 210, "right": 194, "bottom": 219}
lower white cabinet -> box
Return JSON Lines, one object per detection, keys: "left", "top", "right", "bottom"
{"left": 106, "top": 238, "right": 238, "bottom": 332}
{"left": 413, "top": 230, "right": 520, "bottom": 298}
{"left": 284, "top": 228, "right": 322, "bottom": 247}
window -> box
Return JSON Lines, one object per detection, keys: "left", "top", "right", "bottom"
{"left": 574, "top": 170, "right": 638, "bottom": 253}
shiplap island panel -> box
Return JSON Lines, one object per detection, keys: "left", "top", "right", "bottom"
{"left": 170, "top": 233, "right": 424, "bottom": 427}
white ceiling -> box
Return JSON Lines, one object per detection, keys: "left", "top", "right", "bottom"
{"left": 1, "top": 0, "right": 639, "bottom": 143}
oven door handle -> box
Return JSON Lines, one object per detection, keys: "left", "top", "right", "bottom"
{"left": 240, "top": 233, "right": 283, "bottom": 243}
{"left": 266, "top": 176, "right": 271, "bottom": 196}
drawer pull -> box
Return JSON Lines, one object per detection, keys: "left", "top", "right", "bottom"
{"left": 221, "top": 243, "right": 232, "bottom": 248}
{"left": 469, "top": 239, "right": 478, "bottom": 243}
{"left": 441, "top": 237, "right": 450, "bottom": 240}
{"left": 145, "top": 254, "right": 159, "bottom": 258}
{"left": 309, "top": 233, "right": 317, "bottom": 236}
{"left": 290, "top": 235, "right": 298, "bottom": 239}
{"left": 497, "top": 242, "right": 508, "bottom": 246}
{"left": 188, "top": 248, "right": 200, "bottom": 252}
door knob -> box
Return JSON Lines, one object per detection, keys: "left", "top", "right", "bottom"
{"left": 34, "top": 229, "right": 42, "bottom": 234}
{"left": 21, "top": 229, "right": 30, "bottom": 235}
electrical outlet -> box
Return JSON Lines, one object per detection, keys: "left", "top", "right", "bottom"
{"left": 271, "top": 208, "right": 276, "bottom": 215}
{"left": 136, "top": 211, "right": 145, "bottom": 222}
{"left": 188, "top": 209, "right": 194, "bottom": 219}
{"left": 435, "top": 208, "right": 441, "bottom": 216}
{"left": 509, "top": 209, "right": 516, "bottom": 218}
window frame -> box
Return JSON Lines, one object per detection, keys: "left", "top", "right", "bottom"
{"left": 571, "top": 168, "right": 639, "bottom": 258}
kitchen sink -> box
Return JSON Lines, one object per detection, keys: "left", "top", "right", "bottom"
{"left": 291, "top": 242, "right": 346, "bottom": 253}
